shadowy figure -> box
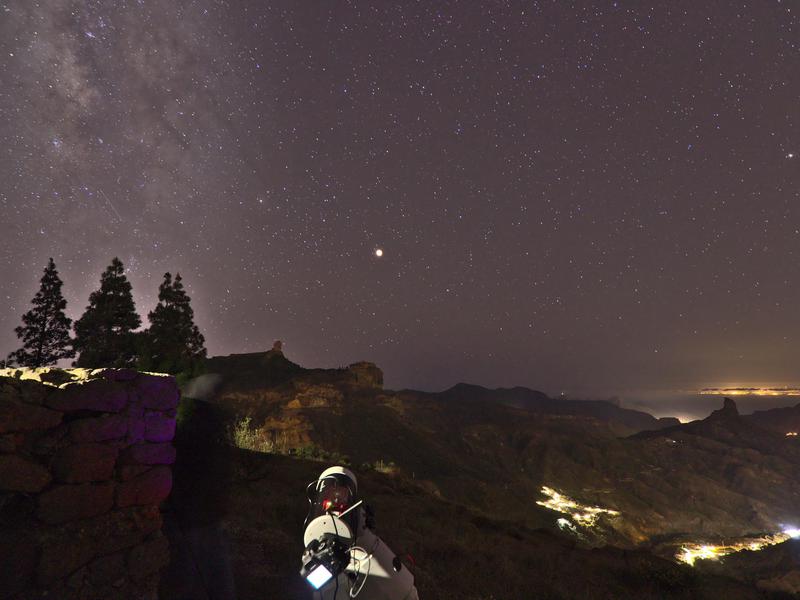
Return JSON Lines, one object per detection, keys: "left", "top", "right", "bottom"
{"left": 160, "top": 398, "right": 236, "bottom": 600}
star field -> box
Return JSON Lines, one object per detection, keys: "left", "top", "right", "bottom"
{"left": 0, "top": 1, "right": 798, "bottom": 400}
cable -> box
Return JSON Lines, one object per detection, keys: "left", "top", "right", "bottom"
{"left": 334, "top": 568, "right": 339, "bottom": 600}
{"left": 348, "top": 546, "right": 372, "bottom": 598}
{"left": 329, "top": 508, "right": 341, "bottom": 600}
{"left": 302, "top": 479, "right": 317, "bottom": 530}
{"left": 349, "top": 548, "right": 361, "bottom": 583}
{"left": 349, "top": 534, "right": 381, "bottom": 598}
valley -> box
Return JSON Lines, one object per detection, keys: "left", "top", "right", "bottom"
{"left": 160, "top": 348, "right": 800, "bottom": 598}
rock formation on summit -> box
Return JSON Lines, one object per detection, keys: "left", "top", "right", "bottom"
{"left": 347, "top": 361, "right": 383, "bottom": 389}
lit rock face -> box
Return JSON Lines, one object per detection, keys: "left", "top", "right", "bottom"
{"left": 347, "top": 361, "right": 383, "bottom": 389}
{"left": 287, "top": 381, "right": 344, "bottom": 409}
{"left": 0, "top": 367, "right": 177, "bottom": 600}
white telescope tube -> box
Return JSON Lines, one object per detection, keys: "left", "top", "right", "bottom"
{"left": 312, "top": 507, "right": 418, "bottom": 600}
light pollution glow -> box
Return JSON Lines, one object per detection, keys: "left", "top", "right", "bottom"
{"left": 677, "top": 527, "right": 800, "bottom": 566}
{"left": 699, "top": 387, "right": 800, "bottom": 396}
{"left": 536, "top": 486, "right": 620, "bottom": 527}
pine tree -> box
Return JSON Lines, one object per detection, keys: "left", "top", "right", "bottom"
{"left": 6, "top": 258, "right": 75, "bottom": 367}
{"left": 73, "top": 257, "right": 142, "bottom": 367}
{"left": 141, "top": 272, "right": 206, "bottom": 377}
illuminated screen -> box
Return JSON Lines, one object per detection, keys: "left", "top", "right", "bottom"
{"left": 306, "top": 564, "right": 334, "bottom": 589}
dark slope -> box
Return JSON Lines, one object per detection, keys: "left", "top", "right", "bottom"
{"left": 748, "top": 403, "right": 800, "bottom": 437}
{"left": 161, "top": 402, "right": 770, "bottom": 600}
{"left": 618, "top": 398, "right": 800, "bottom": 541}
{"left": 692, "top": 538, "right": 800, "bottom": 596}
{"left": 187, "top": 352, "right": 800, "bottom": 579}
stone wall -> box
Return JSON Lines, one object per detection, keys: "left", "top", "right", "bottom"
{"left": 0, "top": 367, "right": 178, "bottom": 600}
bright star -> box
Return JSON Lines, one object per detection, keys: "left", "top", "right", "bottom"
{"left": 375, "top": 248, "right": 384, "bottom": 257}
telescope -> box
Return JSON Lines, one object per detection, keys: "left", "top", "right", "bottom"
{"left": 300, "top": 466, "right": 419, "bottom": 600}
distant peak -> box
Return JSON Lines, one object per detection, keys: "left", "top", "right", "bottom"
{"left": 450, "top": 382, "right": 487, "bottom": 391}
{"left": 722, "top": 397, "right": 739, "bottom": 415}
{"left": 442, "top": 382, "right": 490, "bottom": 395}
{"left": 709, "top": 397, "right": 739, "bottom": 420}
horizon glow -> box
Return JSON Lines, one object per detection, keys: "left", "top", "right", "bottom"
{"left": 699, "top": 387, "right": 800, "bottom": 397}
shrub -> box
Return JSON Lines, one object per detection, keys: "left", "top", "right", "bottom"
{"left": 227, "top": 417, "right": 349, "bottom": 464}
{"left": 229, "top": 416, "right": 275, "bottom": 453}
{"left": 362, "top": 459, "right": 398, "bottom": 474}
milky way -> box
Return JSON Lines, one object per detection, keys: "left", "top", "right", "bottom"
{"left": 1, "top": 1, "right": 798, "bottom": 400}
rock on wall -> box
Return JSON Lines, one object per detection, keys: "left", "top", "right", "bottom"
{"left": 347, "top": 361, "right": 383, "bottom": 389}
{"left": 0, "top": 367, "right": 178, "bottom": 600}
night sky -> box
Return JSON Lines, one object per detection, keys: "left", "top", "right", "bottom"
{"left": 1, "top": 1, "right": 798, "bottom": 407}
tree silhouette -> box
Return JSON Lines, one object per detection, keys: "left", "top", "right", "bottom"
{"left": 6, "top": 258, "right": 75, "bottom": 367}
{"left": 73, "top": 257, "right": 141, "bottom": 367}
{"left": 139, "top": 272, "right": 206, "bottom": 378}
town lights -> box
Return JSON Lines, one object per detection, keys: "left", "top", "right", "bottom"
{"left": 677, "top": 532, "right": 798, "bottom": 566}
{"left": 536, "top": 486, "right": 620, "bottom": 528}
